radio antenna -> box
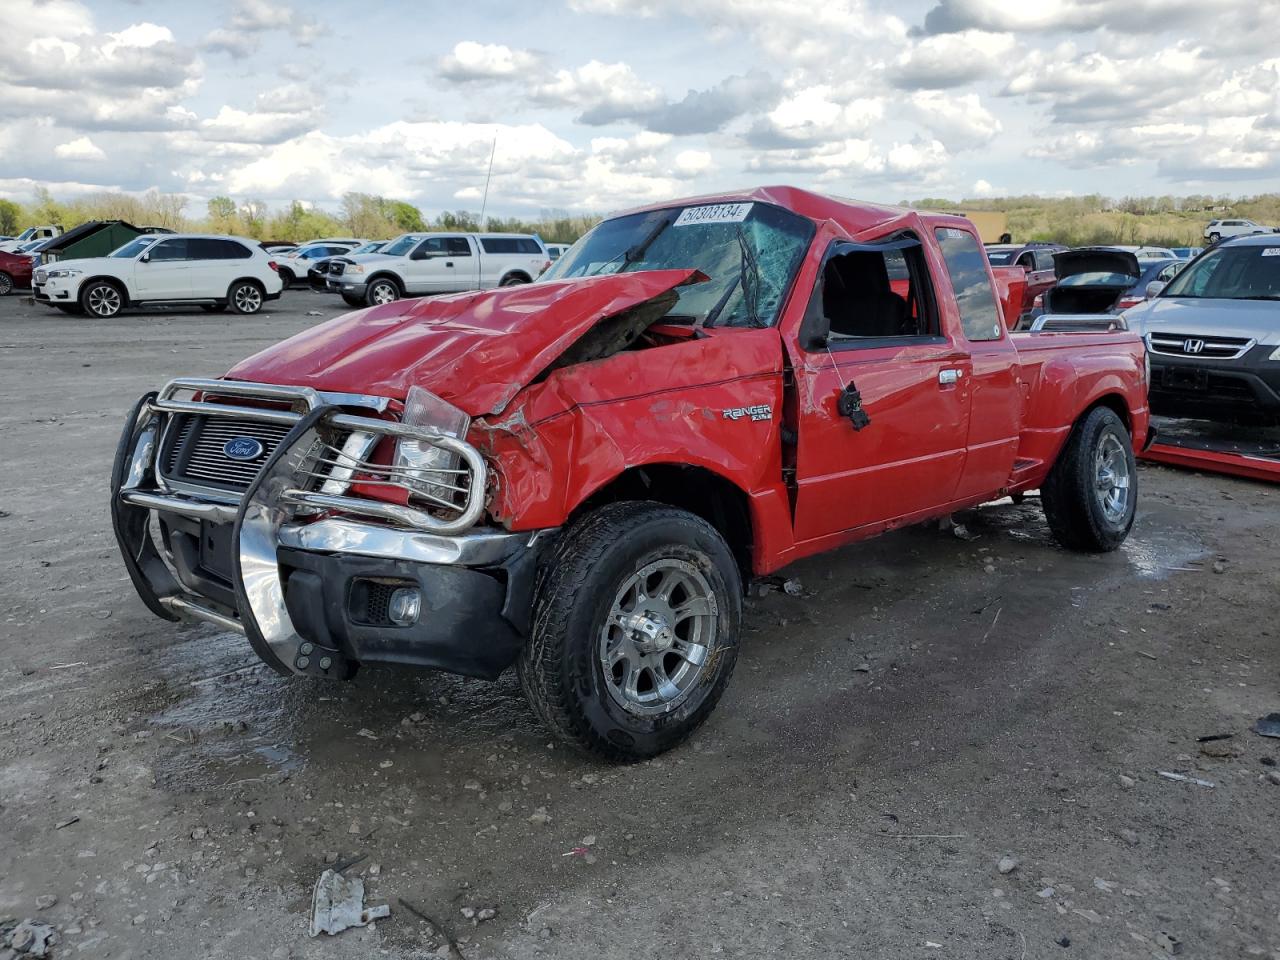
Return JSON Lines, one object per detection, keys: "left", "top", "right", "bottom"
{"left": 479, "top": 132, "right": 497, "bottom": 230}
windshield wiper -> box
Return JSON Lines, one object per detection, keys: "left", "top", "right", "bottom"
{"left": 592, "top": 213, "right": 674, "bottom": 276}
{"left": 703, "top": 227, "right": 764, "bottom": 330}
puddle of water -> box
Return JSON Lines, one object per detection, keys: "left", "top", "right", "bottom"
{"left": 1120, "top": 531, "right": 1209, "bottom": 579}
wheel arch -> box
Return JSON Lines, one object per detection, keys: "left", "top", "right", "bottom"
{"left": 81, "top": 274, "right": 132, "bottom": 306}
{"left": 366, "top": 271, "right": 405, "bottom": 293}
{"left": 227, "top": 275, "right": 265, "bottom": 294}
{"left": 1083, "top": 391, "right": 1132, "bottom": 434}
{"left": 569, "top": 463, "right": 754, "bottom": 587}
{"left": 500, "top": 270, "right": 533, "bottom": 285}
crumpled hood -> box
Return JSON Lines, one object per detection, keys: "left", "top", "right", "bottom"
{"left": 226, "top": 269, "right": 706, "bottom": 416}
{"left": 1124, "top": 296, "right": 1280, "bottom": 345}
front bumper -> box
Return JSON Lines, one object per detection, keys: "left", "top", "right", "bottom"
{"left": 110, "top": 380, "right": 547, "bottom": 681}
{"left": 1149, "top": 345, "right": 1280, "bottom": 422}
{"left": 32, "top": 278, "right": 75, "bottom": 303}
{"left": 327, "top": 277, "right": 367, "bottom": 297}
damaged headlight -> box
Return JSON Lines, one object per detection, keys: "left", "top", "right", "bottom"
{"left": 395, "top": 386, "right": 470, "bottom": 506}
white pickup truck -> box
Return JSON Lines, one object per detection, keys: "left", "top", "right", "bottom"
{"left": 326, "top": 232, "right": 549, "bottom": 306}
{"left": 0, "top": 225, "right": 62, "bottom": 254}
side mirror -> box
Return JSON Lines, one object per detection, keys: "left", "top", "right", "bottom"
{"left": 140, "top": 253, "right": 150, "bottom": 263}
{"left": 1145, "top": 281, "right": 1165, "bottom": 299}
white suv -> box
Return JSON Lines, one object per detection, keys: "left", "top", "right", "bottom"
{"left": 33, "top": 234, "right": 283, "bottom": 318}
{"left": 1204, "top": 219, "right": 1278, "bottom": 242}
{"left": 326, "top": 232, "right": 549, "bottom": 306}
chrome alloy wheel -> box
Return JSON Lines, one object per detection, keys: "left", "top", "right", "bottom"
{"left": 370, "top": 280, "right": 398, "bottom": 305}
{"left": 234, "top": 283, "right": 262, "bottom": 312}
{"left": 1095, "top": 432, "right": 1131, "bottom": 523}
{"left": 87, "top": 283, "right": 122, "bottom": 317}
{"left": 599, "top": 558, "right": 718, "bottom": 716}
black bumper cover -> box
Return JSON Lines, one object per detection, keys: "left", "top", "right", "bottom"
{"left": 1149, "top": 345, "right": 1280, "bottom": 420}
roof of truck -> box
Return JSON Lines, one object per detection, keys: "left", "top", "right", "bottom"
{"left": 614, "top": 185, "right": 974, "bottom": 239}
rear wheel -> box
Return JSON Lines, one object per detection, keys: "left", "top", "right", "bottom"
{"left": 1041, "top": 406, "right": 1137, "bottom": 552}
{"left": 366, "top": 277, "right": 400, "bottom": 306}
{"left": 518, "top": 501, "right": 741, "bottom": 761}
{"left": 1208, "top": 232, "right": 1221, "bottom": 243}
{"left": 0, "top": 271, "right": 13, "bottom": 296}
{"left": 80, "top": 280, "right": 124, "bottom": 318}
{"left": 228, "top": 281, "right": 264, "bottom": 314}
{"left": 500, "top": 274, "right": 529, "bottom": 287}
{"left": 278, "top": 267, "right": 296, "bottom": 287}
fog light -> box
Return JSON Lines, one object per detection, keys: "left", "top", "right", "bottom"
{"left": 388, "top": 587, "right": 421, "bottom": 626}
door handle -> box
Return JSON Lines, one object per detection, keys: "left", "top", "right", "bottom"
{"left": 445, "top": 261, "right": 454, "bottom": 267}
{"left": 939, "top": 369, "right": 962, "bottom": 385}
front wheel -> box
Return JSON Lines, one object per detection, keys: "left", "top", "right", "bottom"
{"left": 1041, "top": 406, "right": 1137, "bottom": 552}
{"left": 80, "top": 280, "right": 124, "bottom": 318}
{"left": 228, "top": 281, "right": 264, "bottom": 314}
{"left": 365, "top": 278, "right": 400, "bottom": 306}
{"left": 1208, "top": 232, "right": 1221, "bottom": 243}
{"left": 518, "top": 501, "right": 742, "bottom": 761}
{"left": 278, "top": 268, "right": 296, "bottom": 287}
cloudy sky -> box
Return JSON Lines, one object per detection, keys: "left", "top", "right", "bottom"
{"left": 3, "top": 0, "right": 1278, "bottom": 219}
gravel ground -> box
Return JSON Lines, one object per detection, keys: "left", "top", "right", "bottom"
{"left": 1, "top": 289, "right": 1278, "bottom": 960}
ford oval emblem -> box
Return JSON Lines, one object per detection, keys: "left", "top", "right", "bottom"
{"left": 223, "top": 436, "right": 265, "bottom": 461}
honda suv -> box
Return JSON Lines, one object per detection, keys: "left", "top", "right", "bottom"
{"left": 33, "top": 235, "right": 283, "bottom": 318}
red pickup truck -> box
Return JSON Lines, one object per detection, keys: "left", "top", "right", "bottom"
{"left": 112, "top": 187, "right": 1149, "bottom": 760}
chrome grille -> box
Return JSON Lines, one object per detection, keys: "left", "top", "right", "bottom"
{"left": 1147, "top": 332, "right": 1253, "bottom": 360}
{"left": 165, "top": 416, "right": 295, "bottom": 490}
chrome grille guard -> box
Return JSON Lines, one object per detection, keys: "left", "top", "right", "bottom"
{"left": 111, "top": 379, "right": 490, "bottom": 676}
{"left": 137, "top": 378, "right": 487, "bottom": 534}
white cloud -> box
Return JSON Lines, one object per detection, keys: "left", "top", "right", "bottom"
{"left": 531, "top": 60, "right": 664, "bottom": 124}
{"left": 439, "top": 41, "right": 540, "bottom": 81}
{"left": 53, "top": 136, "right": 105, "bottom": 160}
{"left": 888, "top": 30, "right": 1015, "bottom": 89}
{"left": 908, "top": 91, "right": 1002, "bottom": 150}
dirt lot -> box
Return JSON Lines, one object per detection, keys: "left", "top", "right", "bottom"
{"left": 2, "top": 290, "right": 1278, "bottom": 960}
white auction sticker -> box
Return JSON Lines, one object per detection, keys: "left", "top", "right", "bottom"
{"left": 1261, "top": 248, "right": 1280, "bottom": 257}
{"left": 672, "top": 203, "right": 753, "bottom": 227}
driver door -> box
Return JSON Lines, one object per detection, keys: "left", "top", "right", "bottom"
{"left": 789, "top": 236, "right": 972, "bottom": 542}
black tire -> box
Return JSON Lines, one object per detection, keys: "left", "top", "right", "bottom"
{"left": 365, "top": 276, "right": 401, "bottom": 306}
{"left": 500, "top": 274, "right": 529, "bottom": 287}
{"left": 1041, "top": 406, "right": 1137, "bottom": 553}
{"left": 1208, "top": 232, "right": 1220, "bottom": 243}
{"left": 278, "top": 267, "right": 296, "bottom": 287}
{"left": 341, "top": 293, "right": 364, "bottom": 307}
{"left": 80, "top": 279, "right": 124, "bottom": 318}
{"left": 518, "top": 501, "right": 742, "bottom": 761}
{"left": 228, "top": 280, "right": 264, "bottom": 314}
{"left": 0, "top": 271, "right": 13, "bottom": 296}
{"left": 201, "top": 303, "right": 228, "bottom": 313}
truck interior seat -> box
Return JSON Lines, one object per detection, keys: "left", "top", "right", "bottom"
{"left": 823, "top": 251, "right": 909, "bottom": 338}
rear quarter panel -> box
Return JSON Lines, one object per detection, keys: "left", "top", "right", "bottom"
{"left": 1009, "top": 331, "right": 1150, "bottom": 486}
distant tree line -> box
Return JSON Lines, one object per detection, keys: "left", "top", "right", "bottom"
{"left": 4, "top": 188, "right": 1278, "bottom": 250}
{"left": 0, "top": 189, "right": 603, "bottom": 244}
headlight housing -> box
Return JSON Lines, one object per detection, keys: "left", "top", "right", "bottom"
{"left": 346, "top": 264, "right": 364, "bottom": 275}
{"left": 395, "top": 386, "right": 470, "bottom": 506}
{"left": 47, "top": 268, "right": 82, "bottom": 279}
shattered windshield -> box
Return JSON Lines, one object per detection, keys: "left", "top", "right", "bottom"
{"left": 541, "top": 202, "right": 815, "bottom": 327}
